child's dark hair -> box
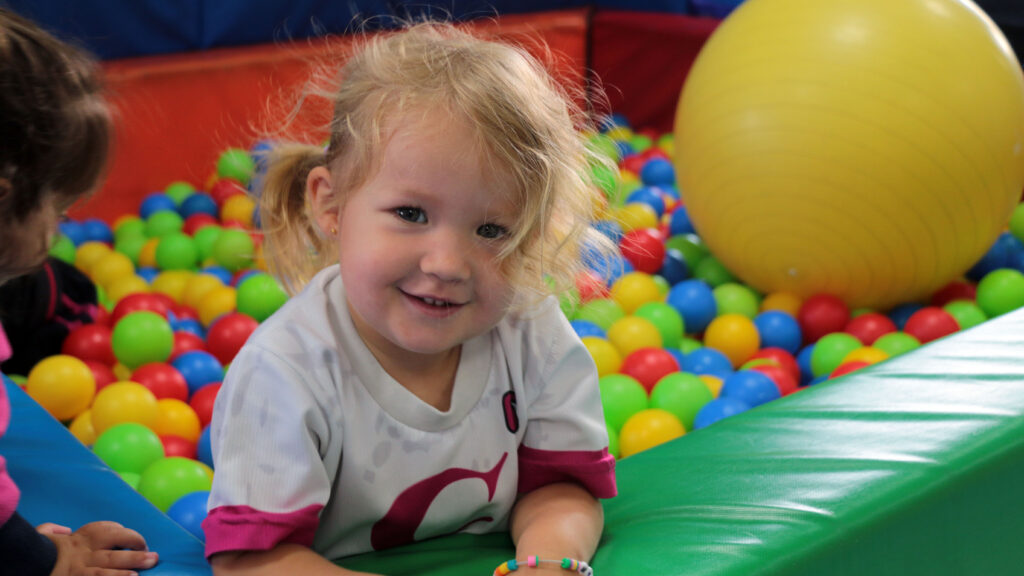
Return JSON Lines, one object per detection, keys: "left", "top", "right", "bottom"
{"left": 0, "top": 8, "right": 111, "bottom": 219}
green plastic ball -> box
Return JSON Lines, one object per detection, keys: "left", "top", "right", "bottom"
{"left": 574, "top": 298, "right": 625, "bottom": 331}
{"left": 1009, "top": 203, "right": 1024, "bottom": 244}
{"left": 217, "top": 149, "right": 256, "bottom": 185}
{"left": 664, "top": 234, "right": 709, "bottom": 271}
{"left": 590, "top": 162, "right": 619, "bottom": 198}
{"left": 145, "top": 210, "right": 184, "bottom": 238}
{"left": 212, "top": 229, "right": 255, "bottom": 272}
{"left": 634, "top": 302, "right": 684, "bottom": 349}
{"left": 111, "top": 311, "right": 174, "bottom": 369}
{"left": 679, "top": 337, "right": 703, "bottom": 355}
{"left": 137, "top": 457, "right": 212, "bottom": 512}
{"left": 976, "top": 268, "right": 1024, "bottom": 318}
{"left": 120, "top": 472, "right": 141, "bottom": 490}
{"left": 607, "top": 425, "right": 620, "bottom": 460}
{"left": 155, "top": 233, "right": 199, "bottom": 271}
{"left": 694, "top": 256, "right": 737, "bottom": 288}
{"left": 873, "top": 332, "right": 920, "bottom": 358}
{"left": 193, "top": 225, "right": 223, "bottom": 262}
{"left": 164, "top": 181, "right": 196, "bottom": 206}
{"left": 942, "top": 301, "right": 988, "bottom": 331}
{"left": 599, "top": 374, "right": 649, "bottom": 433}
{"left": 93, "top": 422, "right": 165, "bottom": 475}
{"left": 649, "top": 372, "right": 713, "bottom": 431}
{"left": 114, "top": 217, "right": 146, "bottom": 242}
{"left": 114, "top": 234, "right": 147, "bottom": 266}
{"left": 628, "top": 134, "right": 653, "bottom": 153}
{"left": 712, "top": 282, "right": 760, "bottom": 319}
{"left": 810, "top": 332, "right": 863, "bottom": 377}
{"left": 236, "top": 273, "right": 289, "bottom": 322}
{"left": 49, "top": 234, "right": 76, "bottom": 264}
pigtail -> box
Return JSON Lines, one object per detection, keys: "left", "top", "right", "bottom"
{"left": 258, "top": 144, "right": 334, "bottom": 295}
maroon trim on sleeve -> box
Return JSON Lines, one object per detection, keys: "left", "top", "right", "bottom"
{"left": 517, "top": 445, "right": 617, "bottom": 498}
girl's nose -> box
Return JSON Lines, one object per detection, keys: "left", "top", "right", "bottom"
{"left": 420, "top": 230, "right": 471, "bottom": 282}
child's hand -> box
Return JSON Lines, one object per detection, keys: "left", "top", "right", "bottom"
{"left": 36, "top": 523, "right": 73, "bottom": 536}
{"left": 43, "top": 521, "right": 159, "bottom": 576}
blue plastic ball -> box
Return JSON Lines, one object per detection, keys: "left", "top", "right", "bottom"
{"left": 664, "top": 347, "right": 688, "bottom": 370}
{"left": 721, "top": 370, "right": 780, "bottom": 407}
{"left": 681, "top": 347, "right": 733, "bottom": 379}
{"left": 658, "top": 249, "right": 689, "bottom": 286}
{"left": 966, "top": 231, "right": 1020, "bottom": 281}
{"left": 81, "top": 218, "right": 114, "bottom": 244}
{"left": 172, "top": 351, "right": 223, "bottom": 394}
{"left": 693, "top": 397, "right": 751, "bottom": 429}
{"left": 58, "top": 220, "right": 87, "bottom": 246}
{"left": 231, "top": 269, "right": 261, "bottom": 288}
{"left": 591, "top": 220, "right": 624, "bottom": 243}
{"left": 666, "top": 279, "right": 717, "bottom": 334}
{"left": 179, "top": 193, "right": 219, "bottom": 219}
{"left": 197, "top": 426, "right": 213, "bottom": 469}
{"left": 615, "top": 142, "right": 636, "bottom": 158}
{"left": 200, "top": 266, "right": 233, "bottom": 286}
{"left": 167, "top": 491, "right": 210, "bottom": 542}
{"left": 172, "top": 319, "right": 206, "bottom": 339}
{"left": 639, "top": 157, "right": 676, "bottom": 187}
{"left": 139, "top": 192, "right": 177, "bottom": 220}
{"left": 753, "top": 310, "right": 803, "bottom": 354}
{"left": 889, "top": 302, "right": 923, "bottom": 331}
{"left": 570, "top": 320, "right": 605, "bottom": 339}
{"left": 136, "top": 267, "right": 159, "bottom": 283}
{"left": 796, "top": 344, "right": 816, "bottom": 387}
{"left": 668, "top": 206, "right": 696, "bottom": 237}
{"left": 625, "top": 187, "right": 666, "bottom": 217}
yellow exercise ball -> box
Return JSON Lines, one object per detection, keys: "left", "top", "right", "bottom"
{"left": 674, "top": 0, "right": 1024, "bottom": 309}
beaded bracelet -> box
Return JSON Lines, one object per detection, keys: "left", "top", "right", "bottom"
{"left": 493, "top": 556, "right": 593, "bottom": 576}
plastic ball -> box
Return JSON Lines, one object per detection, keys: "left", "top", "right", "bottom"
{"left": 666, "top": 279, "right": 717, "bottom": 334}
{"left": 619, "top": 409, "right": 685, "bottom": 458}
{"left": 89, "top": 251, "right": 135, "bottom": 289}
{"left": 131, "top": 363, "right": 189, "bottom": 402}
{"left": 164, "top": 181, "right": 196, "bottom": 206}
{"left": 574, "top": 299, "right": 625, "bottom": 331}
{"left": 581, "top": 336, "right": 623, "bottom": 377}
{"left": 171, "top": 350, "right": 224, "bottom": 395}
{"left": 111, "top": 292, "right": 171, "bottom": 324}
{"left": 620, "top": 348, "right": 680, "bottom": 394}
{"left": 692, "top": 256, "right": 736, "bottom": 288}
{"left": 810, "top": 332, "right": 864, "bottom": 378}
{"left": 49, "top": 234, "right": 77, "bottom": 264}
{"left": 703, "top": 314, "right": 760, "bottom": 368}
{"left": 639, "top": 157, "right": 676, "bottom": 187}
{"left": 753, "top": 310, "right": 802, "bottom": 354}
{"left": 145, "top": 210, "right": 185, "bottom": 238}
{"left": 748, "top": 363, "right": 798, "bottom": 396}
{"left": 235, "top": 273, "right": 289, "bottom": 323}
{"left": 211, "top": 229, "right": 255, "bottom": 272}
{"left": 930, "top": 280, "right": 978, "bottom": 307}
{"left": 155, "top": 233, "right": 199, "bottom": 271}
{"left": 92, "top": 422, "right": 165, "bottom": 475}
{"left": 81, "top": 218, "right": 114, "bottom": 244}
{"left": 712, "top": 283, "right": 760, "bottom": 319}
{"left": 873, "top": 332, "right": 921, "bottom": 358}
{"left": 831, "top": 360, "right": 871, "bottom": 379}
{"left": 137, "top": 457, "right": 213, "bottom": 512}
{"left": 140, "top": 193, "right": 177, "bottom": 219}
{"left": 902, "top": 307, "right": 960, "bottom": 343}
{"left": 179, "top": 193, "right": 219, "bottom": 219}
{"left": 570, "top": 320, "right": 605, "bottom": 339}
{"left": 598, "top": 374, "right": 649, "bottom": 433}
{"left": 26, "top": 355, "right": 96, "bottom": 421}
{"left": 650, "top": 372, "right": 713, "bottom": 430}
{"left": 182, "top": 273, "right": 224, "bottom": 310}
{"left": 197, "top": 285, "right": 237, "bottom": 327}
{"left": 976, "top": 268, "right": 1024, "bottom": 317}
{"left": 61, "top": 324, "right": 116, "bottom": 366}
{"left": 625, "top": 187, "right": 666, "bottom": 217}
{"left": 842, "top": 346, "right": 889, "bottom": 366}
{"left": 106, "top": 275, "right": 152, "bottom": 305}
{"left": 74, "top": 241, "right": 112, "bottom": 275}
{"left": 613, "top": 203, "right": 659, "bottom": 233}
{"left": 760, "top": 291, "right": 802, "bottom": 317}
{"left": 183, "top": 213, "right": 219, "bottom": 236}
{"left": 69, "top": 410, "right": 96, "bottom": 446}
{"left": 217, "top": 148, "right": 256, "bottom": 185}
{"left": 943, "top": 300, "right": 988, "bottom": 331}
{"left": 720, "top": 370, "right": 780, "bottom": 407}
{"left": 693, "top": 397, "right": 751, "bottom": 430}
{"left": 197, "top": 425, "right": 214, "bottom": 469}
{"left": 111, "top": 311, "right": 174, "bottom": 369}
{"left": 618, "top": 229, "right": 666, "bottom": 275}
{"left": 606, "top": 316, "right": 662, "bottom": 358}
{"left": 668, "top": 206, "right": 695, "bottom": 237}
{"left": 90, "top": 382, "right": 159, "bottom": 436}
{"left": 206, "top": 313, "right": 258, "bottom": 365}
{"left": 748, "top": 348, "right": 801, "bottom": 383}
{"left": 59, "top": 220, "right": 87, "bottom": 246}
{"left": 170, "top": 331, "right": 207, "bottom": 362}
{"left": 192, "top": 226, "right": 223, "bottom": 262}
{"left": 167, "top": 491, "right": 209, "bottom": 542}
{"left": 681, "top": 347, "right": 733, "bottom": 379}
{"left": 658, "top": 249, "right": 689, "bottom": 286}
{"left": 609, "top": 272, "right": 662, "bottom": 315}
{"left": 633, "top": 302, "right": 684, "bottom": 349}
{"left": 674, "top": 0, "right": 1024, "bottom": 309}
{"left": 161, "top": 435, "right": 197, "bottom": 460}
{"left": 797, "top": 294, "right": 850, "bottom": 345}
{"left": 189, "top": 383, "right": 221, "bottom": 429}
{"left": 84, "top": 360, "right": 118, "bottom": 392}
{"left": 220, "top": 194, "right": 256, "bottom": 228}
{"left": 843, "top": 312, "right": 897, "bottom": 346}
{"left": 153, "top": 399, "right": 201, "bottom": 443}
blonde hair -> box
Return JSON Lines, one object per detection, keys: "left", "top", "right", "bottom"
{"left": 259, "top": 22, "right": 616, "bottom": 307}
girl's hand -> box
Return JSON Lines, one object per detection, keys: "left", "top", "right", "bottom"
{"left": 36, "top": 523, "right": 73, "bottom": 536}
{"left": 43, "top": 521, "right": 159, "bottom": 576}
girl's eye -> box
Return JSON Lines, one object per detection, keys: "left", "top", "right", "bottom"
{"left": 395, "top": 207, "right": 427, "bottom": 224}
{"left": 477, "top": 223, "right": 508, "bottom": 240}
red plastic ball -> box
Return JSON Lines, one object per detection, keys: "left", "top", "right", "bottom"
{"left": 210, "top": 178, "right": 246, "bottom": 206}
{"left": 111, "top": 293, "right": 170, "bottom": 325}
{"left": 132, "top": 362, "right": 189, "bottom": 402}
{"left": 205, "top": 313, "right": 259, "bottom": 365}
{"left": 903, "top": 307, "right": 960, "bottom": 343}
{"left": 159, "top": 435, "right": 198, "bottom": 460}
{"left": 929, "top": 280, "right": 977, "bottom": 307}
{"left": 843, "top": 312, "right": 897, "bottom": 346}
{"left": 189, "top": 383, "right": 221, "bottom": 428}
{"left": 620, "top": 154, "right": 647, "bottom": 175}
{"left": 748, "top": 347, "right": 800, "bottom": 382}
{"left": 750, "top": 363, "right": 798, "bottom": 396}
{"left": 61, "top": 324, "right": 116, "bottom": 365}
{"left": 183, "top": 213, "right": 219, "bottom": 235}
{"left": 170, "top": 331, "right": 206, "bottom": 362}
{"left": 620, "top": 347, "right": 680, "bottom": 394}
{"left": 93, "top": 305, "right": 112, "bottom": 327}
{"left": 831, "top": 360, "right": 871, "bottom": 379}
{"left": 83, "top": 360, "right": 117, "bottom": 392}
{"left": 170, "top": 304, "right": 200, "bottom": 323}
{"left": 619, "top": 228, "right": 666, "bottom": 274}
{"left": 640, "top": 147, "right": 670, "bottom": 161}
{"left": 798, "top": 294, "right": 850, "bottom": 344}
{"left": 576, "top": 271, "right": 610, "bottom": 303}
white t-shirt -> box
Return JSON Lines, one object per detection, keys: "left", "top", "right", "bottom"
{"left": 203, "top": 265, "right": 616, "bottom": 560}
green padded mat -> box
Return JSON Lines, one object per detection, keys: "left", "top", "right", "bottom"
{"left": 340, "top": 308, "right": 1024, "bottom": 575}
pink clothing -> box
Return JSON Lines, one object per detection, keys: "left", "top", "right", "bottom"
{"left": 1, "top": 322, "right": 20, "bottom": 527}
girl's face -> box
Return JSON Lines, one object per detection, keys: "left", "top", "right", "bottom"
{"left": 311, "top": 113, "right": 518, "bottom": 367}
{"left": 0, "top": 191, "right": 64, "bottom": 285}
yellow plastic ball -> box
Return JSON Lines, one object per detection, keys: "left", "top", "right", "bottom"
{"left": 605, "top": 126, "right": 633, "bottom": 142}
{"left": 89, "top": 251, "right": 135, "bottom": 290}
{"left": 698, "top": 374, "right": 723, "bottom": 397}
{"left": 581, "top": 336, "right": 623, "bottom": 377}
{"left": 610, "top": 272, "right": 663, "bottom": 315}
{"left": 91, "top": 381, "right": 159, "bottom": 436}
{"left": 842, "top": 346, "right": 890, "bottom": 366}
{"left": 69, "top": 409, "right": 96, "bottom": 446}
{"left": 137, "top": 238, "right": 161, "bottom": 269}
{"left": 106, "top": 275, "right": 151, "bottom": 304}
{"left": 674, "top": 0, "right": 1024, "bottom": 309}
{"left": 606, "top": 316, "right": 662, "bottom": 358}
{"left": 761, "top": 291, "right": 803, "bottom": 317}
{"left": 151, "top": 270, "right": 193, "bottom": 304}
{"left": 26, "top": 355, "right": 96, "bottom": 421}
{"left": 703, "top": 313, "right": 761, "bottom": 368}
{"left": 74, "top": 241, "right": 112, "bottom": 275}
{"left": 613, "top": 203, "right": 659, "bottom": 233}
{"left": 153, "top": 399, "right": 201, "bottom": 443}
{"left": 619, "top": 408, "right": 686, "bottom": 458}
{"left": 182, "top": 274, "right": 224, "bottom": 310}
{"left": 112, "top": 363, "right": 133, "bottom": 381}
{"left": 198, "top": 285, "right": 237, "bottom": 326}
{"left": 221, "top": 194, "right": 256, "bottom": 228}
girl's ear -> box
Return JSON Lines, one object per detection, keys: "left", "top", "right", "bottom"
{"left": 307, "top": 166, "right": 339, "bottom": 236}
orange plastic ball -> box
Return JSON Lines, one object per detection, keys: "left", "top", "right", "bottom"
{"left": 153, "top": 399, "right": 202, "bottom": 443}
{"left": 704, "top": 313, "right": 761, "bottom": 368}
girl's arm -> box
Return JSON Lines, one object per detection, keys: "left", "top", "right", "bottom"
{"left": 509, "top": 482, "right": 604, "bottom": 574}
{"left": 211, "top": 544, "right": 382, "bottom": 576}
